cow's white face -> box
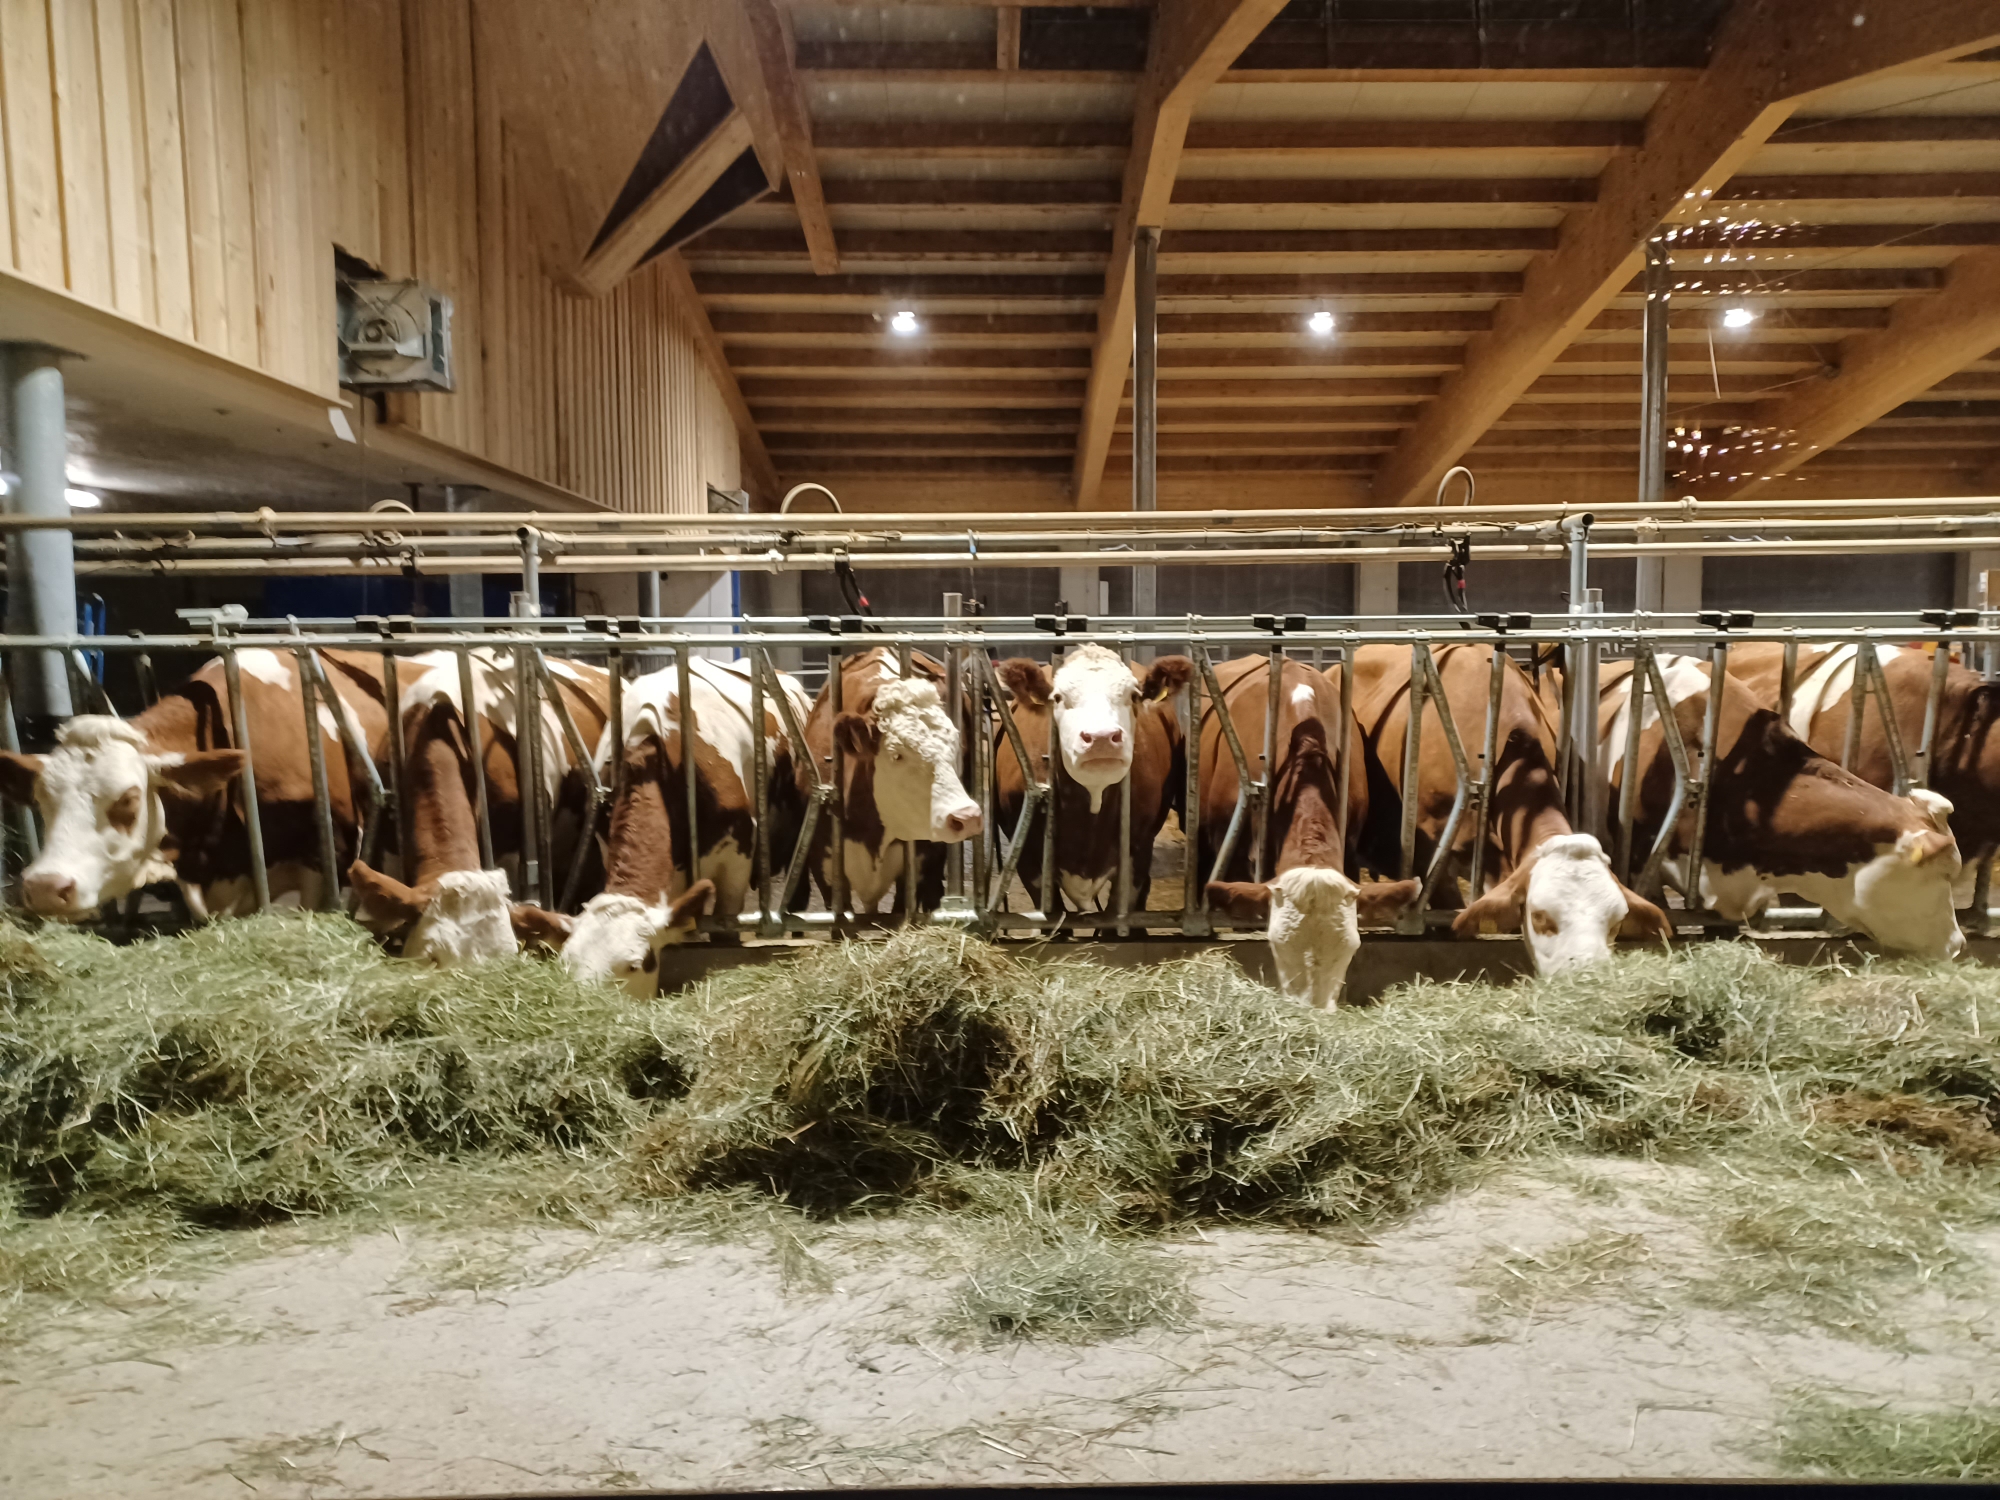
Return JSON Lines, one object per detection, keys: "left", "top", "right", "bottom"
{"left": 1265, "top": 866, "right": 1364, "bottom": 1009}
{"left": 1049, "top": 644, "right": 1142, "bottom": 812}
{"left": 560, "top": 883, "right": 712, "bottom": 998}
{"left": 7, "top": 717, "right": 241, "bottom": 919}
{"left": 402, "top": 869, "right": 517, "bottom": 967}
{"left": 1522, "top": 834, "right": 1634, "bottom": 975}
{"left": 867, "top": 679, "right": 981, "bottom": 844}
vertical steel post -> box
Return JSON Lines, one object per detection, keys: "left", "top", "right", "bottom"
{"left": 829, "top": 643, "right": 847, "bottom": 925}
{"left": 941, "top": 592, "right": 973, "bottom": 915}
{"left": 898, "top": 643, "right": 918, "bottom": 924}
{"left": 1116, "top": 639, "right": 1134, "bottom": 934}
{"left": 1398, "top": 643, "right": 1426, "bottom": 881}
{"left": 1131, "top": 226, "right": 1159, "bottom": 647}
{"left": 1254, "top": 647, "right": 1282, "bottom": 883}
{"left": 1614, "top": 645, "right": 1650, "bottom": 883}
{"left": 1841, "top": 649, "right": 1867, "bottom": 772}
{"left": 380, "top": 645, "right": 405, "bottom": 863}
{"left": 1563, "top": 515, "right": 1596, "bottom": 828}
{"left": 0, "top": 668, "right": 36, "bottom": 882}
{"left": 515, "top": 642, "right": 544, "bottom": 904}
{"left": 1469, "top": 642, "right": 1506, "bottom": 897}
{"left": 1917, "top": 638, "right": 1952, "bottom": 789}
{"left": 677, "top": 644, "right": 699, "bottom": 922}
{"left": 1041, "top": 645, "right": 1059, "bottom": 919}
{"left": 456, "top": 648, "right": 496, "bottom": 871}
{"left": 294, "top": 646, "right": 341, "bottom": 911}
{"left": 1335, "top": 645, "right": 1355, "bottom": 877}
{"left": 1684, "top": 642, "right": 1729, "bottom": 912}
{"left": 750, "top": 646, "right": 772, "bottom": 931}
{"left": 1638, "top": 237, "right": 1671, "bottom": 510}
{"left": 1779, "top": 639, "right": 1799, "bottom": 727}
{"left": 517, "top": 528, "right": 541, "bottom": 617}
{"left": 970, "top": 636, "right": 991, "bottom": 908}
{"left": 608, "top": 638, "right": 625, "bottom": 811}
{"left": 218, "top": 645, "right": 266, "bottom": 909}
{"left": 2, "top": 346, "right": 76, "bottom": 734}
{"left": 1182, "top": 623, "right": 1204, "bottom": 931}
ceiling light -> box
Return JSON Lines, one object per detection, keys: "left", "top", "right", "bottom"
{"left": 65, "top": 487, "right": 102, "bottom": 509}
{"left": 1722, "top": 306, "right": 1757, "bottom": 329}
{"left": 890, "top": 309, "right": 920, "bottom": 336}
{"left": 1307, "top": 310, "right": 1335, "bottom": 336}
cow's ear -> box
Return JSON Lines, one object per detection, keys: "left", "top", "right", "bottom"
{"left": 0, "top": 750, "right": 43, "bottom": 803}
{"left": 1907, "top": 829, "right": 1958, "bottom": 868}
{"left": 1357, "top": 877, "right": 1422, "bottom": 927}
{"left": 667, "top": 879, "right": 715, "bottom": 930}
{"left": 833, "top": 712, "right": 879, "bottom": 758}
{"left": 510, "top": 903, "right": 574, "bottom": 954}
{"left": 155, "top": 749, "right": 247, "bottom": 800}
{"left": 1909, "top": 788, "right": 1954, "bottom": 835}
{"left": 1615, "top": 881, "right": 1675, "bottom": 944}
{"left": 348, "top": 859, "right": 428, "bottom": 939}
{"left": 1452, "top": 863, "right": 1529, "bottom": 938}
{"left": 1207, "top": 880, "right": 1272, "bottom": 924}
{"left": 1141, "top": 655, "right": 1196, "bottom": 703}
{"left": 994, "top": 658, "right": 1051, "bottom": 707}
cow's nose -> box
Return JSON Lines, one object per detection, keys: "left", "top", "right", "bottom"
{"left": 945, "top": 805, "right": 983, "bottom": 838}
{"left": 1079, "top": 728, "right": 1124, "bottom": 747}
{"left": 24, "top": 872, "right": 78, "bottom": 914}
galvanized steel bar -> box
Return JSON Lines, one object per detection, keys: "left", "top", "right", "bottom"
{"left": 1614, "top": 644, "right": 1650, "bottom": 883}
{"left": 828, "top": 643, "right": 847, "bottom": 925}
{"left": 676, "top": 645, "right": 699, "bottom": 920}
{"left": 1116, "top": 639, "right": 1133, "bottom": 936}
{"left": 1182, "top": 620, "right": 1204, "bottom": 931}
{"left": 293, "top": 646, "right": 341, "bottom": 911}
{"left": 1916, "top": 637, "right": 1952, "bottom": 790}
{"left": 1397, "top": 643, "right": 1426, "bottom": 883}
{"left": 1637, "top": 650, "right": 1694, "bottom": 900}
{"left": 516, "top": 643, "right": 545, "bottom": 905}
{"left": 1412, "top": 647, "right": 1473, "bottom": 914}
{"left": 1254, "top": 648, "right": 1282, "bottom": 884}
{"left": 1468, "top": 644, "right": 1505, "bottom": 897}
{"left": 898, "top": 644, "right": 918, "bottom": 925}
{"left": 1193, "top": 646, "right": 1255, "bottom": 908}
{"left": 537, "top": 654, "right": 603, "bottom": 913}
{"left": 1857, "top": 646, "right": 1912, "bottom": 796}
{"left": 1334, "top": 645, "right": 1354, "bottom": 878}
{"left": 1779, "top": 640, "right": 1799, "bottom": 726}
{"left": 217, "top": 646, "right": 263, "bottom": 908}
{"left": 750, "top": 645, "right": 772, "bottom": 931}
{"left": 455, "top": 648, "right": 496, "bottom": 872}
{"left": 1682, "top": 643, "right": 1729, "bottom": 912}
{"left": 380, "top": 644, "right": 406, "bottom": 862}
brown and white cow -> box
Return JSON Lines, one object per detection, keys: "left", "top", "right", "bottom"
{"left": 0, "top": 648, "right": 389, "bottom": 919}
{"left": 1726, "top": 642, "right": 2000, "bottom": 906}
{"left": 1197, "top": 654, "right": 1419, "bottom": 1006}
{"left": 991, "top": 643, "right": 1193, "bottom": 913}
{"left": 347, "top": 650, "right": 610, "bottom": 965}
{"left": 1589, "top": 652, "right": 1963, "bottom": 958}
{"left": 797, "top": 646, "right": 982, "bottom": 914}
{"left": 535, "top": 657, "right": 814, "bottom": 995}
{"left": 1349, "top": 644, "right": 1671, "bottom": 973}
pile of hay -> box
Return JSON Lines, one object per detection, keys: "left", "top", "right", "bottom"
{"left": 4, "top": 916, "right": 1999, "bottom": 1337}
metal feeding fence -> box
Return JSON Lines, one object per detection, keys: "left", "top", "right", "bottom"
{"left": 3, "top": 604, "right": 1997, "bottom": 943}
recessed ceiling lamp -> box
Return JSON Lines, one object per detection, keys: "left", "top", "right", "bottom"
{"left": 1307, "top": 310, "right": 1335, "bottom": 336}
{"left": 890, "top": 309, "right": 920, "bottom": 335}
{"left": 1722, "top": 306, "right": 1757, "bottom": 329}
{"left": 65, "top": 487, "right": 102, "bottom": 509}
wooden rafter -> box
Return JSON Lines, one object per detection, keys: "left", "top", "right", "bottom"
{"left": 740, "top": 0, "right": 839, "bottom": 275}
{"left": 1689, "top": 247, "right": 2000, "bottom": 499}
{"left": 1368, "top": 0, "right": 2000, "bottom": 509}
{"left": 1071, "top": 0, "right": 1296, "bottom": 508}
{"left": 574, "top": 111, "right": 756, "bottom": 298}
{"left": 659, "top": 251, "right": 782, "bottom": 503}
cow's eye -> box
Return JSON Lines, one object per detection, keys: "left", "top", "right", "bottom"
{"left": 106, "top": 788, "right": 142, "bottom": 833}
{"left": 641, "top": 949, "right": 658, "bottom": 973}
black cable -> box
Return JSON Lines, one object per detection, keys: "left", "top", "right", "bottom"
{"left": 1442, "top": 534, "right": 1472, "bottom": 615}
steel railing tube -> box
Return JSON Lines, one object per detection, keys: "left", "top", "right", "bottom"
{"left": 456, "top": 647, "right": 496, "bottom": 872}
{"left": 675, "top": 645, "right": 700, "bottom": 929}
{"left": 293, "top": 646, "right": 341, "bottom": 911}
{"left": 1683, "top": 643, "right": 1730, "bottom": 914}
{"left": 538, "top": 654, "right": 603, "bottom": 914}
{"left": 1194, "top": 646, "right": 1255, "bottom": 914}
{"left": 1614, "top": 644, "right": 1650, "bottom": 883}
{"left": 1254, "top": 647, "right": 1282, "bottom": 884}
{"left": 302, "top": 649, "right": 387, "bottom": 870}
{"left": 897, "top": 643, "right": 918, "bottom": 927}
{"left": 1397, "top": 643, "right": 1426, "bottom": 883}
{"left": 515, "top": 644, "right": 543, "bottom": 905}
{"left": 1917, "top": 635, "right": 1952, "bottom": 790}
{"left": 1779, "top": 639, "right": 1799, "bottom": 727}
{"left": 218, "top": 645, "right": 266, "bottom": 909}
{"left": 379, "top": 643, "right": 406, "bottom": 865}
{"left": 1412, "top": 649, "right": 1474, "bottom": 917}
{"left": 1182, "top": 620, "right": 1205, "bottom": 933}
{"left": 980, "top": 650, "right": 1047, "bottom": 920}
{"left": 1468, "top": 642, "right": 1505, "bottom": 897}
{"left": 1637, "top": 650, "right": 1694, "bottom": 902}
{"left": 1117, "top": 639, "right": 1134, "bottom": 937}
{"left": 1040, "top": 644, "right": 1059, "bottom": 922}
{"left": 1858, "top": 647, "right": 1913, "bottom": 795}
{"left": 829, "top": 642, "right": 847, "bottom": 927}
{"left": 1335, "top": 643, "right": 1355, "bottom": 878}
{"left": 1841, "top": 648, "right": 1868, "bottom": 773}
{"left": 750, "top": 645, "right": 772, "bottom": 932}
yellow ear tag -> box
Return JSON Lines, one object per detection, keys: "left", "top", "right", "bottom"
{"left": 1907, "top": 841, "right": 1928, "bottom": 866}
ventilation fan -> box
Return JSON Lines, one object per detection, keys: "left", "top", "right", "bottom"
{"left": 337, "top": 279, "right": 454, "bottom": 392}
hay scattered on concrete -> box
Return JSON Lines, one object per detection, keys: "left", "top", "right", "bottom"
{"left": 945, "top": 1220, "right": 1191, "bottom": 1342}
{"left": 5, "top": 917, "right": 2000, "bottom": 1344}
{"left": 1779, "top": 1394, "right": 2000, "bottom": 1480}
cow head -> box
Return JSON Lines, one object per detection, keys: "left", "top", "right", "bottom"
{"left": 1000, "top": 645, "right": 1193, "bottom": 813}
{"left": 835, "top": 678, "right": 982, "bottom": 843}
{"left": 1209, "top": 870, "right": 1420, "bottom": 1008}
{"left": 1826, "top": 789, "right": 1965, "bottom": 959}
{"left": 349, "top": 862, "right": 548, "bottom": 966}
{"left": 557, "top": 882, "right": 716, "bottom": 997}
{"left": 0, "top": 717, "right": 244, "bottom": 919}
{"left": 1451, "top": 833, "right": 1673, "bottom": 974}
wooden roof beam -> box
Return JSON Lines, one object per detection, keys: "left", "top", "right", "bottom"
{"left": 741, "top": 0, "right": 839, "bottom": 274}
{"left": 1368, "top": 0, "right": 2000, "bottom": 509}
{"left": 1069, "top": 0, "right": 1295, "bottom": 506}
{"left": 1689, "top": 247, "right": 2000, "bottom": 498}
{"left": 574, "top": 111, "right": 756, "bottom": 298}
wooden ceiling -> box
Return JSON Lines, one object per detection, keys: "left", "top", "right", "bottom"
{"left": 656, "top": 1, "right": 2000, "bottom": 511}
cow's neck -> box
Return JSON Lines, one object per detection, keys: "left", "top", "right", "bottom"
{"left": 403, "top": 699, "right": 488, "bottom": 888}
{"left": 1938, "top": 681, "right": 2000, "bottom": 857}
{"left": 1271, "top": 737, "right": 1343, "bottom": 876}
{"left": 1706, "top": 712, "right": 1900, "bottom": 877}
{"left": 602, "top": 737, "right": 683, "bottom": 900}
{"left": 1488, "top": 742, "right": 1572, "bottom": 875}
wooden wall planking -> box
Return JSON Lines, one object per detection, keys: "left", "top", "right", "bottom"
{"left": 0, "top": 0, "right": 743, "bottom": 514}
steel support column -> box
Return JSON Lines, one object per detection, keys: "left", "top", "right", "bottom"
{"left": 2, "top": 346, "right": 76, "bottom": 740}
{"left": 1130, "top": 225, "right": 1159, "bottom": 652}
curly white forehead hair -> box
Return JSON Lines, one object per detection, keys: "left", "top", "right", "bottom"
{"left": 55, "top": 716, "right": 150, "bottom": 752}
{"left": 872, "top": 677, "right": 944, "bottom": 718}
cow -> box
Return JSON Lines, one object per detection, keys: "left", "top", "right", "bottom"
{"left": 1726, "top": 642, "right": 1999, "bottom": 907}
{"left": 0, "top": 648, "right": 389, "bottom": 919}
{"left": 347, "top": 649, "right": 611, "bottom": 965}
{"left": 1348, "top": 644, "right": 1671, "bottom": 973}
{"left": 529, "top": 657, "right": 814, "bottom": 995}
{"left": 797, "top": 646, "right": 982, "bottom": 914}
{"left": 1196, "top": 654, "right": 1419, "bottom": 1006}
{"left": 1585, "top": 652, "right": 1963, "bottom": 958}
{"left": 990, "top": 643, "right": 1194, "bottom": 914}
